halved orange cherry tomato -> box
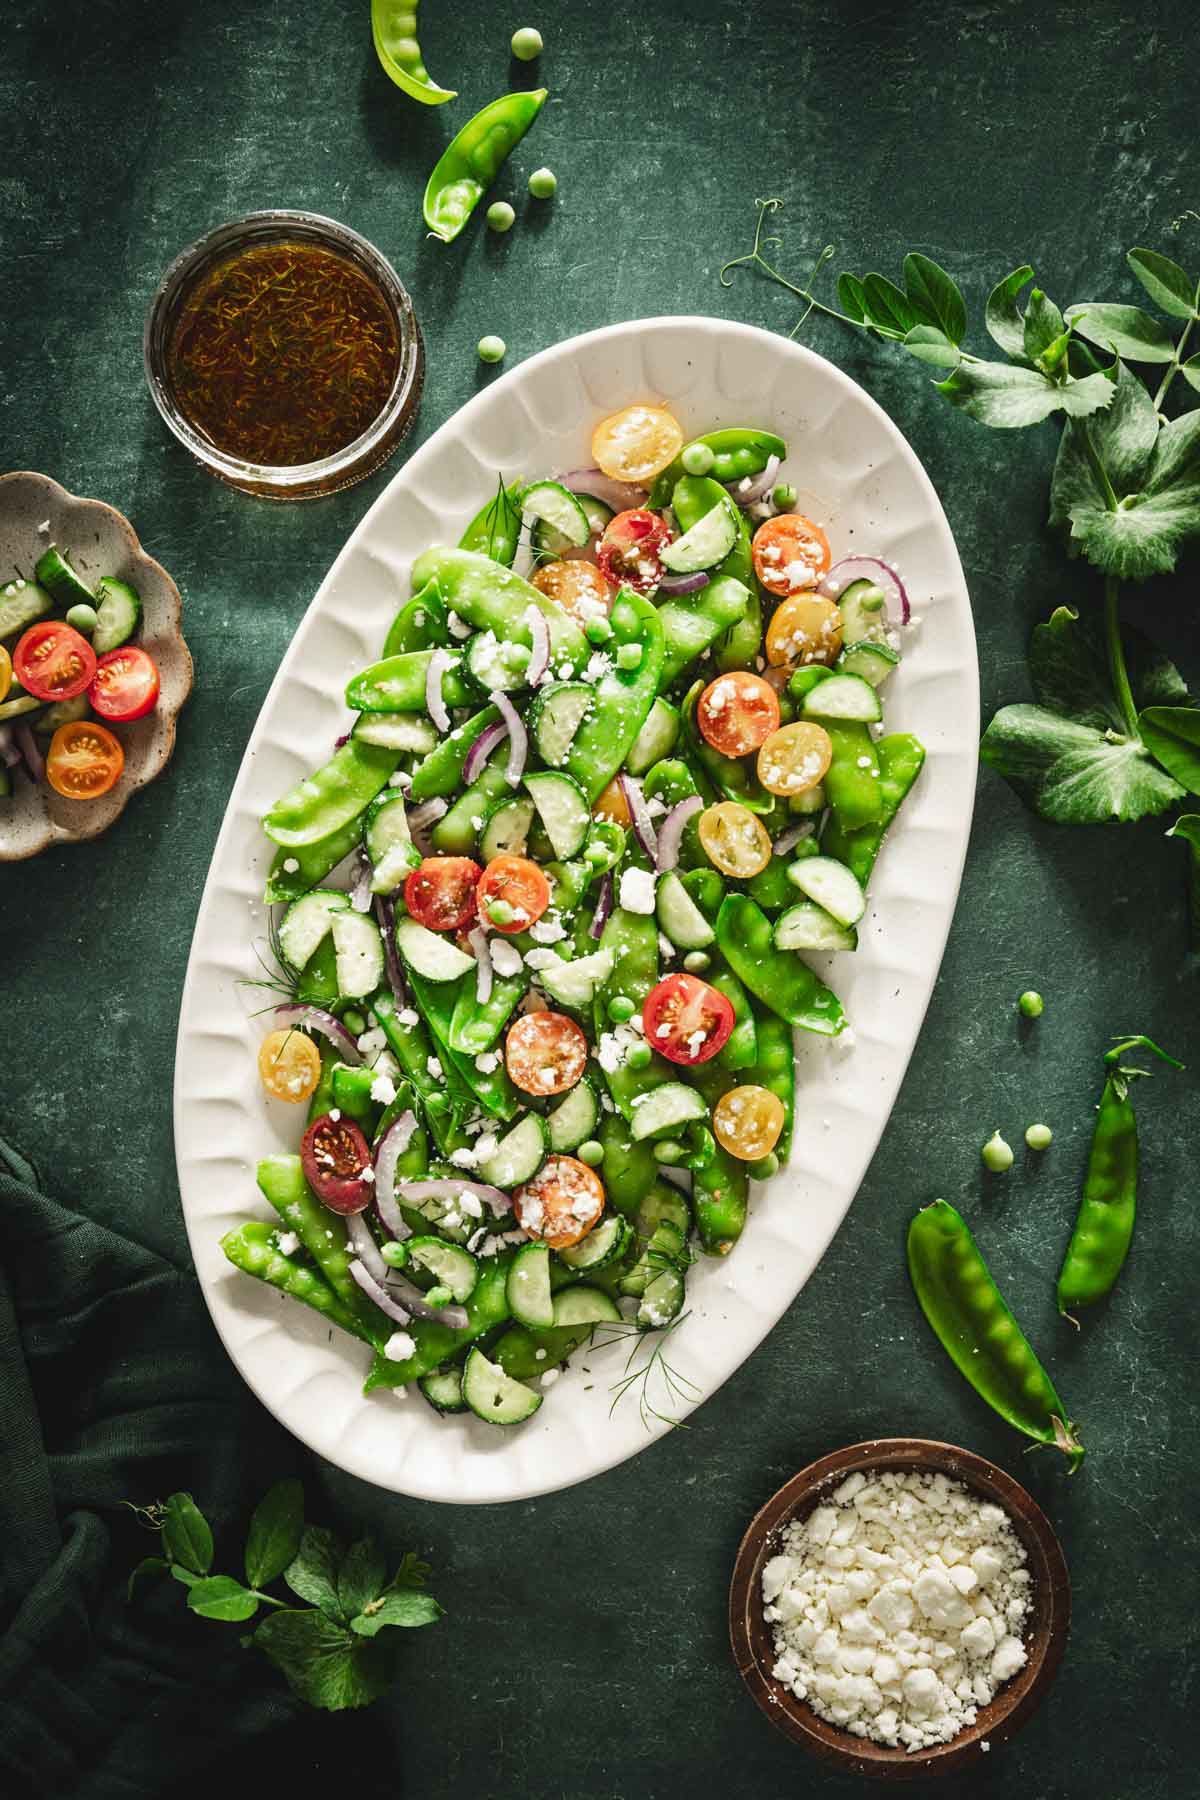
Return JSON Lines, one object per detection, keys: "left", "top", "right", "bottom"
{"left": 696, "top": 671, "right": 781, "bottom": 758}
{"left": 757, "top": 722, "right": 833, "bottom": 797}
{"left": 478, "top": 854, "right": 551, "bottom": 934}
{"left": 300, "top": 1112, "right": 372, "bottom": 1214}
{"left": 751, "top": 513, "right": 832, "bottom": 598}
{"left": 89, "top": 646, "right": 160, "bottom": 722}
{"left": 0, "top": 643, "right": 11, "bottom": 704}
{"left": 764, "top": 593, "right": 843, "bottom": 669}
{"left": 258, "top": 1028, "right": 322, "bottom": 1104}
{"left": 531, "top": 559, "right": 612, "bottom": 622}
{"left": 404, "top": 856, "right": 481, "bottom": 932}
{"left": 13, "top": 620, "right": 96, "bottom": 702}
{"left": 45, "top": 720, "right": 124, "bottom": 799}
{"left": 597, "top": 508, "right": 674, "bottom": 595}
{"left": 713, "top": 1085, "right": 785, "bottom": 1161}
{"left": 593, "top": 775, "right": 632, "bottom": 827}
{"left": 591, "top": 404, "right": 683, "bottom": 484}
{"left": 505, "top": 1011, "right": 588, "bottom": 1096}
{"left": 514, "top": 1154, "right": 606, "bottom": 1248}
{"left": 643, "top": 972, "right": 735, "bottom": 1066}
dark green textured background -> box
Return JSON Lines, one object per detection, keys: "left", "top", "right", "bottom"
{"left": 2, "top": 1, "right": 1197, "bottom": 1795}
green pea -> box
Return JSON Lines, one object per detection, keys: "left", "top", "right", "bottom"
{"left": 608, "top": 994, "right": 635, "bottom": 1024}
{"left": 477, "top": 335, "right": 507, "bottom": 364}
{"left": 625, "top": 1042, "right": 652, "bottom": 1071}
{"left": 425, "top": 1284, "right": 453, "bottom": 1307}
{"left": 341, "top": 1007, "right": 367, "bottom": 1037}
{"left": 584, "top": 616, "right": 613, "bottom": 645}
{"left": 683, "top": 950, "right": 710, "bottom": 973}
{"left": 681, "top": 442, "right": 716, "bottom": 477}
{"left": 381, "top": 1240, "right": 410, "bottom": 1268}
{"left": 653, "top": 1139, "right": 685, "bottom": 1164}
{"left": 858, "top": 586, "right": 886, "bottom": 613}
{"left": 1025, "top": 1123, "right": 1053, "bottom": 1151}
{"left": 486, "top": 201, "right": 515, "bottom": 233}
{"left": 65, "top": 601, "right": 98, "bottom": 634}
{"left": 771, "top": 483, "right": 797, "bottom": 511}
{"left": 1019, "top": 989, "right": 1044, "bottom": 1018}
{"left": 488, "top": 899, "right": 516, "bottom": 926}
{"left": 577, "top": 1139, "right": 604, "bottom": 1167}
{"left": 528, "top": 166, "right": 557, "bottom": 199}
{"left": 511, "top": 25, "right": 543, "bottom": 59}
{"left": 616, "top": 642, "right": 642, "bottom": 671}
{"left": 982, "top": 1130, "right": 1014, "bottom": 1173}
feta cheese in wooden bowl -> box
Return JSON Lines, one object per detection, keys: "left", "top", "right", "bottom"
{"left": 728, "top": 1438, "right": 1070, "bottom": 1779}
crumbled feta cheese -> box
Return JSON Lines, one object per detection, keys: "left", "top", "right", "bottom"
{"left": 276, "top": 1231, "right": 300, "bottom": 1255}
{"left": 370, "top": 1073, "right": 397, "bottom": 1106}
{"left": 397, "top": 1007, "right": 419, "bottom": 1028}
{"left": 474, "top": 1051, "right": 500, "bottom": 1074}
{"left": 447, "top": 609, "right": 471, "bottom": 640}
{"left": 584, "top": 650, "right": 613, "bottom": 685}
{"left": 282, "top": 858, "right": 300, "bottom": 874}
{"left": 426, "top": 1056, "right": 443, "bottom": 1080}
{"left": 619, "top": 867, "right": 657, "bottom": 914}
{"left": 489, "top": 938, "right": 523, "bottom": 977}
{"left": 37, "top": 518, "right": 50, "bottom": 533}
{"left": 384, "top": 1330, "right": 417, "bottom": 1362}
{"left": 523, "top": 947, "right": 560, "bottom": 970}
{"left": 540, "top": 1368, "right": 561, "bottom": 1388}
{"left": 529, "top": 914, "right": 566, "bottom": 944}
{"left": 449, "top": 1146, "right": 478, "bottom": 1169}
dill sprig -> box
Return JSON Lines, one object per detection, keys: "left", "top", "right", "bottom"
{"left": 593, "top": 1310, "right": 702, "bottom": 1433}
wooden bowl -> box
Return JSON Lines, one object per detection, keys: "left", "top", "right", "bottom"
{"left": 729, "top": 1438, "right": 1070, "bottom": 1779}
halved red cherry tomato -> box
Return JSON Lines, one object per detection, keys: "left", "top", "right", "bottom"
{"left": 514, "top": 1154, "right": 606, "bottom": 1249}
{"left": 643, "top": 973, "right": 735, "bottom": 1065}
{"left": 300, "top": 1112, "right": 373, "bottom": 1214}
{"left": 404, "top": 856, "right": 482, "bottom": 932}
{"left": 45, "top": 721, "right": 124, "bottom": 799}
{"left": 89, "top": 646, "right": 160, "bottom": 722}
{"left": 477, "top": 854, "right": 551, "bottom": 933}
{"left": 505, "top": 1010, "right": 588, "bottom": 1096}
{"left": 696, "top": 671, "right": 781, "bottom": 758}
{"left": 597, "top": 508, "right": 674, "bottom": 594}
{"left": 13, "top": 620, "right": 96, "bottom": 702}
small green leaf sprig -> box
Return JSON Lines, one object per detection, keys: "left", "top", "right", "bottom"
{"left": 126, "top": 1484, "right": 442, "bottom": 1710}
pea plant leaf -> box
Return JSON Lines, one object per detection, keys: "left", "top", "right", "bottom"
{"left": 127, "top": 1556, "right": 168, "bottom": 1602}
{"left": 1023, "top": 289, "right": 1066, "bottom": 363}
{"left": 936, "top": 361, "right": 1112, "bottom": 428}
{"left": 350, "top": 1588, "right": 444, "bottom": 1639}
{"left": 244, "top": 1479, "right": 304, "bottom": 1591}
{"left": 902, "top": 253, "right": 967, "bottom": 344}
{"left": 1126, "top": 248, "right": 1198, "bottom": 321}
{"left": 253, "top": 1609, "right": 401, "bottom": 1711}
{"left": 1181, "top": 355, "right": 1200, "bottom": 395}
{"left": 186, "top": 1575, "right": 262, "bottom": 1623}
{"left": 1058, "top": 406, "right": 1200, "bottom": 579}
{"left": 985, "top": 264, "right": 1036, "bottom": 362}
{"left": 902, "top": 325, "right": 962, "bottom": 368}
{"left": 391, "top": 1551, "right": 432, "bottom": 1589}
{"left": 336, "top": 1537, "right": 388, "bottom": 1622}
{"left": 1064, "top": 302, "right": 1177, "bottom": 363}
{"left": 1167, "top": 815, "right": 1200, "bottom": 933}
{"left": 836, "top": 271, "right": 868, "bottom": 323}
{"left": 1138, "top": 707, "right": 1200, "bottom": 794}
{"left": 284, "top": 1525, "right": 346, "bottom": 1622}
{"left": 160, "top": 1494, "right": 213, "bottom": 1576}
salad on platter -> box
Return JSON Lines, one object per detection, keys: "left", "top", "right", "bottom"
{"left": 222, "top": 401, "right": 925, "bottom": 1429}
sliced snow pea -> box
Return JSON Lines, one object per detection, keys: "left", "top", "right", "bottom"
{"left": 382, "top": 579, "right": 447, "bottom": 657}
{"left": 822, "top": 720, "right": 884, "bottom": 832}
{"left": 670, "top": 472, "right": 761, "bottom": 671}
{"left": 262, "top": 738, "right": 400, "bottom": 849}
{"left": 363, "top": 1253, "right": 514, "bottom": 1391}
{"left": 564, "top": 589, "right": 665, "bottom": 801}
{"left": 680, "top": 866, "right": 726, "bottom": 920}
{"left": 432, "top": 759, "right": 511, "bottom": 852}
{"left": 411, "top": 545, "right": 588, "bottom": 671}
{"left": 545, "top": 857, "right": 592, "bottom": 916}
{"left": 657, "top": 574, "right": 750, "bottom": 688}
{"left": 306, "top": 1040, "right": 340, "bottom": 1125}
{"left": 682, "top": 680, "right": 774, "bottom": 814}
{"left": 743, "top": 852, "right": 797, "bottom": 913}
{"left": 458, "top": 480, "right": 524, "bottom": 566}
{"left": 372, "top": 0, "right": 456, "bottom": 105}
{"left": 593, "top": 907, "right": 676, "bottom": 1122}
{"left": 256, "top": 1155, "right": 384, "bottom": 1342}
{"left": 373, "top": 988, "right": 471, "bottom": 1156}
{"left": 716, "top": 893, "right": 845, "bottom": 1035}
{"left": 598, "top": 1110, "right": 660, "bottom": 1215}
{"left": 691, "top": 1140, "right": 748, "bottom": 1257}
{"left": 423, "top": 88, "right": 548, "bottom": 244}
{"left": 346, "top": 647, "right": 474, "bottom": 713}
{"left": 709, "top": 968, "right": 757, "bottom": 1071}
{"left": 821, "top": 733, "right": 925, "bottom": 885}
{"left": 747, "top": 1006, "right": 795, "bottom": 1159}
{"left": 408, "top": 705, "right": 501, "bottom": 802}
{"left": 401, "top": 965, "right": 522, "bottom": 1121}
{"left": 448, "top": 963, "right": 528, "bottom": 1055}
{"left": 264, "top": 811, "right": 363, "bottom": 903}
{"left": 221, "top": 1222, "right": 372, "bottom": 1343}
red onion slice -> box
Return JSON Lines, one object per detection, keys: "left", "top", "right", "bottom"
{"left": 273, "top": 1003, "right": 361, "bottom": 1064}
{"left": 353, "top": 1255, "right": 469, "bottom": 1330}
{"left": 620, "top": 773, "right": 659, "bottom": 861}
{"left": 590, "top": 871, "right": 614, "bottom": 940}
{"left": 347, "top": 1212, "right": 394, "bottom": 1286}
{"left": 819, "top": 556, "right": 911, "bottom": 625}
{"left": 655, "top": 795, "right": 703, "bottom": 872}
{"left": 374, "top": 896, "right": 408, "bottom": 1008}
{"left": 772, "top": 821, "right": 814, "bottom": 859}
{"left": 468, "top": 926, "right": 493, "bottom": 1003}
{"left": 524, "top": 604, "right": 551, "bottom": 685}
{"left": 657, "top": 570, "right": 710, "bottom": 596}
{"left": 726, "top": 453, "right": 781, "bottom": 508}
{"left": 349, "top": 1257, "right": 415, "bottom": 1326}
{"left": 558, "top": 467, "right": 648, "bottom": 513}
{"left": 490, "top": 690, "right": 528, "bottom": 786}
{"left": 463, "top": 719, "right": 508, "bottom": 786}
{"left": 397, "top": 1177, "right": 511, "bottom": 1217}
{"left": 15, "top": 724, "right": 45, "bottom": 783}
{"left": 406, "top": 796, "right": 448, "bottom": 857}
{"left": 349, "top": 851, "right": 373, "bottom": 913}
{"left": 374, "top": 1109, "right": 417, "bottom": 1239}
{"left": 425, "top": 647, "right": 453, "bottom": 732}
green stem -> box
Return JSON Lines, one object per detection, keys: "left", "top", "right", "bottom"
{"left": 1152, "top": 317, "right": 1194, "bottom": 410}
{"left": 1082, "top": 424, "right": 1120, "bottom": 510}
{"left": 1104, "top": 576, "right": 1139, "bottom": 739}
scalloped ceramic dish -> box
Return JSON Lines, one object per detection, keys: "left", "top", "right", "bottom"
{"left": 0, "top": 472, "right": 193, "bottom": 859}
{"left": 174, "top": 317, "right": 978, "bottom": 1504}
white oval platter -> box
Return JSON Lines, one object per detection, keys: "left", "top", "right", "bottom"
{"left": 174, "top": 316, "right": 978, "bottom": 1505}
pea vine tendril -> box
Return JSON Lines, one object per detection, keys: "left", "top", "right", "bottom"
{"left": 719, "top": 198, "right": 848, "bottom": 339}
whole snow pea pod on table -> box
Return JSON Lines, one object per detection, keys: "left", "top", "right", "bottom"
{"left": 346, "top": 647, "right": 475, "bottom": 713}
{"left": 563, "top": 589, "right": 665, "bottom": 801}
{"left": 220, "top": 1221, "right": 373, "bottom": 1341}
{"left": 363, "top": 1253, "right": 515, "bottom": 1391}
{"left": 821, "top": 733, "right": 926, "bottom": 884}
{"left": 410, "top": 545, "right": 589, "bottom": 671}
{"left": 656, "top": 574, "right": 750, "bottom": 688}
{"left": 458, "top": 479, "right": 524, "bottom": 566}
{"left": 371, "top": 0, "right": 456, "bottom": 104}
{"left": 262, "top": 737, "right": 400, "bottom": 849}
{"left": 716, "top": 893, "right": 845, "bottom": 1034}
{"left": 423, "top": 88, "right": 548, "bottom": 243}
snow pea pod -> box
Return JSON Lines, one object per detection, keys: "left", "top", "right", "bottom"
{"left": 373, "top": 988, "right": 470, "bottom": 1156}
{"left": 1057, "top": 1036, "right": 1183, "bottom": 1316}
{"left": 716, "top": 893, "right": 845, "bottom": 1035}
{"left": 423, "top": 88, "right": 548, "bottom": 242}
{"left": 691, "top": 1140, "right": 748, "bottom": 1256}
{"left": 644, "top": 758, "right": 711, "bottom": 868}
{"left": 372, "top": 0, "right": 456, "bottom": 105}
{"left": 709, "top": 968, "right": 757, "bottom": 1071}
{"left": 822, "top": 720, "right": 884, "bottom": 832}
{"left": 346, "top": 647, "right": 474, "bottom": 713}
{"left": 598, "top": 1109, "right": 660, "bottom": 1215}
{"left": 657, "top": 575, "right": 750, "bottom": 688}
{"left": 650, "top": 429, "right": 788, "bottom": 505}
{"left": 264, "top": 811, "right": 363, "bottom": 903}
{"left": 908, "top": 1199, "right": 1084, "bottom": 1471}
{"left": 594, "top": 908, "right": 677, "bottom": 1122}
{"left": 221, "top": 1222, "right": 372, "bottom": 1342}
{"left": 564, "top": 589, "right": 665, "bottom": 801}
{"left": 411, "top": 545, "right": 588, "bottom": 671}
{"left": 401, "top": 964, "right": 521, "bottom": 1121}
{"left": 408, "top": 705, "right": 500, "bottom": 801}
{"left": 448, "top": 963, "right": 527, "bottom": 1055}
{"left": 458, "top": 480, "right": 524, "bottom": 566}
{"left": 821, "top": 733, "right": 925, "bottom": 885}
{"left": 263, "top": 739, "right": 400, "bottom": 849}
{"left": 382, "top": 579, "right": 447, "bottom": 656}
{"left": 432, "top": 759, "right": 510, "bottom": 853}
{"left": 495, "top": 1321, "right": 592, "bottom": 1379}
{"left": 680, "top": 866, "right": 725, "bottom": 919}
{"left": 671, "top": 472, "right": 759, "bottom": 669}
{"left": 747, "top": 1006, "right": 794, "bottom": 1159}
{"left": 363, "top": 1252, "right": 514, "bottom": 1390}
{"left": 744, "top": 851, "right": 798, "bottom": 913}
{"left": 682, "top": 680, "right": 774, "bottom": 814}
{"left": 256, "top": 1155, "right": 384, "bottom": 1342}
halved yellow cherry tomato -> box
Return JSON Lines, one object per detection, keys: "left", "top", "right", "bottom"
{"left": 757, "top": 721, "right": 833, "bottom": 797}
{"left": 698, "top": 801, "right": 771, "bottom": 878}
{"left": 258, "top": 1028, "right": 322, "bottom": 1104}
{"left": 531, "top": 558, "right": 613, "bottom": 622}
{"left": 764, "top": 594, "right": 843, "bottom": 669}
{"left": 593, "top": 775, "right": 632, "bottom": 827}
{"left": 713, "top": 1085, "right": 786, "bottom": 1162}
{"left": 591, "top": 404, "right": 683, "bottom": 483}
{"left": 0, "top": 643, "right": 11, "bottom": 704}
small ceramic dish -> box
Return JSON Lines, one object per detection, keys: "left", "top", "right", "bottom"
{"left": 0, "top": 472, "right": 193, "bottom": 859}
{"left": 729, "top": 1437, "right": 1070, "bottom": 1780}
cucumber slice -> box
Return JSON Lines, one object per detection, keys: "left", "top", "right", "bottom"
{"left": 837, "top": 579, "right": 890, "bottom": 646}
{"left": 637, "top": 1184, "right": 691, "bottom": 1241}
{"left": 620, "top": 1219, "right": 687, "bottom": 1298}
{"left": 353, "top": 712, "right": 440, "bottom": 753}
{"left": 655, "top": 871, "right": 715, "bottom": 951}
{"left": 33, "top": 546, "right": 96, "bottom": 609}
{"left": 331, "top": 911, "right": 385, "bottom": 998}
{"left": 838, "top": 639, "right": 900, "bottom": 687}
{"left": 546, "top": 1076, "right": 600, "bottom": 1153}
{"left": 520, "top": 480, "right": 591, "bottom": 547}
{"left": 507, "top": 1241, "right": 555, "bottom": 1328}
{"left": 418, "top": 1365, "right": 468, "bottom": 1414}
{"left": 801, "top": 673, "right": 883, "bottom": 724}
{"left": 532, "top": 492, "right": 612, "bottom": 558}
{"left": 625, "top": 696, "right": 681, "bottom": 776}
{"left": 659, "top": 495, "right": 739, "bottom": 573}
{"left": 530, "top": 682, "right": 591, "bottom": 767}
{"left": 366, "top": 791, "right": 419, "bottom": 894}
{"left": 787, "top": 854, "right": 867, "bottom": 927}
{"left": 91, "top": 576, "right": 142, "bottom": 654}
{"left": 480, "top": 794, "right": 535, "bottom": 861}
{"left": 278, "top": 889, "right": 349, "bottom": 970}
{"left": 629, "top": 1082, "right": 709, "bottom": 1143}
{"left": 0, "top": 580, "right": 52, "bottom": 640}
{"left": 774, "top": 899, "right": 858, "bottom": 952}
{"left": 524, "top": 770, "right": 591, "bottom": 859}
{"left": 557, "top": 1211, "right": 631, "bottom": 1270}
{"left": 33, "top": 693, "right": 90, "bottom": 735}
{"left": 638, "top": 1264, "right": 686, "bottom": 1330}
{"left": 407, "top": 1235, "right": 479, "bottom": 1303}
{"left": 462, "top": 1347, "right": 543, "bottom": 1426}
{"left": 581, "top": 818, "right": 625, "bottom": 875}
{"left": 551, "top": 1284, "right": 622, "bottom": 1326}
{"left": 538, "top": 947, "right": 614, "bottom": 1010}
{"left": 477, "top": 1112, "right": 547, "bottom": 1187}
{"left": 395, "top": 918, "right": 476, "bottom": 983}
{"left": 789, "top": 781, "right": 827, "bottom": 816}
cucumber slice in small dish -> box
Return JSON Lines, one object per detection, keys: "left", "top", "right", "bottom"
{"left": 629, "top": 1082, "right": 709, "bottom": 1143}
{"left": 546, "top": 1076, "right": 600, "bottom": 1153}
{"left": 774, "top": 899, "right": 858, "bottom": 952}
{"left": 537, "top": 948, "right": 614, "bottom": 1010}
{"left": 520, "top": 480, "right": 592, "bottom": 547}
{"left": 395, "top": 918, "right": 477, "bottom": 982}
{"left": 801, "top": 673, "right": 883, "bottom": 724}
{"left": 278, "top": 889, "right": 350, "bottom": 971}
{"left": 34, "top": 545, "right": 97, "bottom": 610}
{"left": 462, "top": 1347, "right": 543, "bottom": 1426}
{"left": 480, "top": 794, "right": 535, "bottom": 861}
{"left": 659, "top": 495, "right": 739, "bottom": 573}
{"left": 477, "top": 1112, "right": 546, "bottom": 1187}
{"left": 524, "top": 770, "right": 591, "bottom": 859}
{"left": 530, "top": 682, "right": 592, "bottom": 767}
{"left": 91, "top": 576, "right": 143, "bottom": 654}
{"left": 655, "top": 871, "right": 715, "bottom": 950}
{"left": 507, "top": 1241, "right": 555, "bottom": 1329}
{"left": 407, "top": 1235, "right": 479, "bottom": 1303}
{"left": 418, "top": 1365, "right": 468, "bottom": 1414}
{"left": 551, "top": 1284, "right": 621, "bottom": 1326}
{"left": 557, "top": 1212, "right": 630, "bottom": 1270}
{"left": 331, "top": 910, "right": 384, "bottom": 998}
{"left": 837, "top": 640, "right": 900, "bottom": 687}
{"left": 786, "top": 854, "right": 866, "bottom": 927}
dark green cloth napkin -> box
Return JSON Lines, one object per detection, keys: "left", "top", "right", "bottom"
{"left": 0, "top": 1136, "right": 400, "bottom": 1799}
